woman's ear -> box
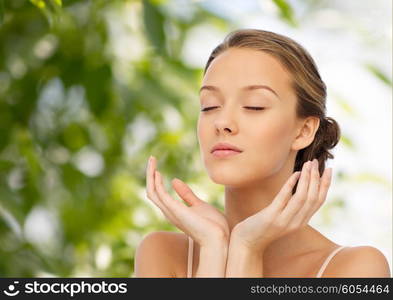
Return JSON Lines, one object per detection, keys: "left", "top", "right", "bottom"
{"left": 291, "top": 116, "right": 320, "bottom": 151}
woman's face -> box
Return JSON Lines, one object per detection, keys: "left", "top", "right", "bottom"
{"left": 197, "top": 47, "right": 301, "bottom": 187}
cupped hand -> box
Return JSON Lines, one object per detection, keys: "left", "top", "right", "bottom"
{"left": 146, "top": 156, "right": 230, "bottom": 247}
{"left": 231, "top": 159, "right": 332, "bottom": 252}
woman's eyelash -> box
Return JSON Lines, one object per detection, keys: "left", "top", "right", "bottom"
{"left": 244, "top": 106, "right": 265, "bottom": 110}
{"left": 200, "top": 106, "right": 219, "bottom": 112}
{"left": 200, "top": 106, "right": 265, "bottom": 112}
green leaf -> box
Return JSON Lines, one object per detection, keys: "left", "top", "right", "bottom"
{"left": 142, "top": 0, "right": 167, "bottom": 55}
{"left": 340, "top": 134, "right": 355, "bottom": 149}
{"left": 272, "top": 0, "right": 298, "bottom": 27}
{"left": 331, "top": 93, "right": 357, "bottom": 117}
{"left": 0, "top": 0, "right": 4, "bottom": 26}
{"left": 352, "top": 172, "right": 391, "bottom": 188}
{"left": 30, "top": 0, "right": 46, "bottom": 9}
{"left": 365, "top": 63, "right": 392, "bottom": 87}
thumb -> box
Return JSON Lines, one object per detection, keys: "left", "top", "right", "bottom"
{"left": 171, "top": 178, "right": 204, "bottom": 206}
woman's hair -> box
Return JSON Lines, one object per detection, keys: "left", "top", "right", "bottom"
{"left": 203, "top": 29, "right": 341, "bottom": 181}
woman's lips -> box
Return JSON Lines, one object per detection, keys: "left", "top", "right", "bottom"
{"left": 211, "top": 149, "right": 242, "bottom": 158}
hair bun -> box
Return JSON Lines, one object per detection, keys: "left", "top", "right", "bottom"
{"left": 321, "top": 116, "right": 341, "bottom": 153}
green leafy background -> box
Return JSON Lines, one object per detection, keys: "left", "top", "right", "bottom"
{"left": 0, "top": 0, "right": 391, "bottom": 277}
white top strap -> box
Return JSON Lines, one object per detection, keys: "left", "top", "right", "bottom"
{"left": 187, "top": 237, "right": 193, "bottom": 278}
{"left": 316, "top": 246, "right": 346, "bottom": 277}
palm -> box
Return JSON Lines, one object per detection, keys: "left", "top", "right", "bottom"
{"left": 233, "top": 207, "right": 279, "bottom": 247}
{"left": 189, "top": 202, "right": 229, "bottom": 238}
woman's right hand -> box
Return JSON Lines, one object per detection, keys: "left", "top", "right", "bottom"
{"left": 146, "top": 156, "right": 230, "bottom": 247}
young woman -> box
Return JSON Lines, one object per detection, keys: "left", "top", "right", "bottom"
{"left": 134, "top": 29, "right": 391, "bottom": 278}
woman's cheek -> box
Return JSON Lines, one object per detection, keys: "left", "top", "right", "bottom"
{"left": 197, "top": 120, "right": 210, "bottom": 158}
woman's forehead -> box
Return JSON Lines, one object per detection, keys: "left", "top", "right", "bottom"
{"left": 202, "top": 48, "right": 293, "bottom": 95}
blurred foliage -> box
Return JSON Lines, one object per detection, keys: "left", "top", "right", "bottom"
{"left": 0, "top": 0, "right": 226, "bottom": 277}
{"left": 364, "top": 63, "right": 392, "bottom": 87}
{"left": 0, "top": 0, "right": 390, "bottom": 277}
{"left": 272, "top": 0, "right": 298, "bottom": 27}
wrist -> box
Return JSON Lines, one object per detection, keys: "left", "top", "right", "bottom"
{"left": 200, "top": 238, "right": 229, "bottom": 252}
{"left": 196, "top": 240, "right": 228, "bottom": 278}
{"left": 229, "top": 239, "right": 263, "bottom": 258}
{"left": 229, "top": 231, "right": 267, "bottom": 254}
{"left": 226, "top": 238, "right": 264, "bottom": 277}
{"left": 199, "top": 232, "right": 229, "bottom": 248}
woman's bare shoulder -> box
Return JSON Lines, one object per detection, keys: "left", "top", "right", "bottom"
{"left": 321, "top": 245, "right": 391, "bottom": 277}
{"left": 134, "top": 231, "right": 188, "bottom": 277}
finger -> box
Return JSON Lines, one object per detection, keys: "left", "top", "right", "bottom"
{"left": 172, "top": 178, "right": 204, "bottom": 207}
{"left": 156, "top": 171, "right": 216, "bottom": 239}
{"left": 155, "top": 170, "right": 188, "bottom": 217}
{"left": 146, "top": 156, "right": 157, "bottom": 201}
{"left": 146, "top": 156, "right": 163, "bottom": 207}
{"left": 303, "top": 167, "right": 332, "bottom": 223}
{"left": 269, "top": 171, "right": 301, "bottom": 212}
{"left": 146, "top": 157, "right": 178, "bottom": 221}
{"left": 294, "top": 159, "right": 321, "bottom": 224}
{"left": 154, "top": 170, "right": 189, "bottom": 228}
{"left": 279, "top": 161, "right": 312, "bottom": 222}
{"left": 146, "top": 156, "right": 160, "bottom": 205}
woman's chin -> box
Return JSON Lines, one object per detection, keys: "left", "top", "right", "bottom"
{"left": 208, "top": 172, "right": 250, "bottom": 188}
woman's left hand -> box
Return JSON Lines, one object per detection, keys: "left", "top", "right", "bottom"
{"left": 230, "top": 159, "right": 332, "bottom": 252}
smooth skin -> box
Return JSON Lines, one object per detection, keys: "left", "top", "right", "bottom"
{"left": 135, "top": 48, "right": 391, "bottom": 278}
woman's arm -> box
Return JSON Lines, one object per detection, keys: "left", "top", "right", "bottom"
{"left": 225, "top": 235, "right": 264, "bottom": 277}
{"left": 196, "top": 238, "right": 229, "bottom": 277}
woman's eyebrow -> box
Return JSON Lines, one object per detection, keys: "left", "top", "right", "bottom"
{"left": 199, "top": 84, "right": 280, "bottom": 99}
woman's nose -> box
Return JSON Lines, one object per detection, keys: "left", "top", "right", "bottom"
{"left": 214, "top": 109, "right": 238, "bottom": 135}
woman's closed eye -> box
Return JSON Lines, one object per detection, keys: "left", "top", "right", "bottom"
{"left": 244, "top": 106, "right": 265, "bottom": 111}
{"left": 200, "top": 106, "right": 265, "bottom": 112}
